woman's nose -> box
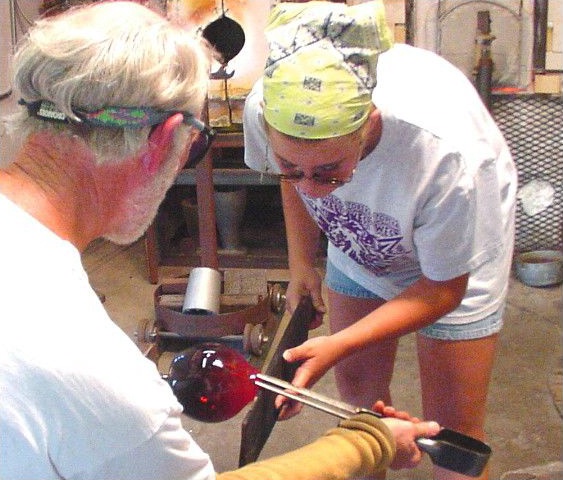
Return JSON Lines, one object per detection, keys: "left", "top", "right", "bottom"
{"left": 296, "top": 178, "right": 333, "bottom": 198}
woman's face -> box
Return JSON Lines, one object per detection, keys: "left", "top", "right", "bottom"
{"left": 267, "top": 127, "right": 364, "bottom": 198}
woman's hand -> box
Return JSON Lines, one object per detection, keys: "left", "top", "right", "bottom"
{"left": 275, "top": 336, "right": 342, "bottom": 420}
{"left": 285, "top": 265, "right": 326, "bottom": 329}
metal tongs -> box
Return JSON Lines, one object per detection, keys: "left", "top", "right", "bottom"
{"left": 255, "top": 373, "right": 376, "bottom": 419}
{"left": 254, "top": 373, "right": 491, "bottom": 478}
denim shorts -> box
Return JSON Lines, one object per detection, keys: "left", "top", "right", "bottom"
{"left": 325, "top": 260, "right": 504, "bottom": 340}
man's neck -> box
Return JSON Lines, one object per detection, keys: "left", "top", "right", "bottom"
{"left": 0, "top": 131, "right": 102, "bottom": 251}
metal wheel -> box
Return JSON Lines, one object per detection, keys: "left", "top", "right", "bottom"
{"left": 268, "top": 283, "right": 286, "bottom": 314}
{"left": 243, "top": 323, "right": 268, "bottom": 356}
{"left": 134, "top": 319, "right": 158, "bottom": 345}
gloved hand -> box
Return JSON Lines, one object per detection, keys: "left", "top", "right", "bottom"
{"left": 216, "top": 412, "right": 395, "bottom": 480}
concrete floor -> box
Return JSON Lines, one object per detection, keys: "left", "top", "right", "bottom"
{"left": 82, "top": 238, "right": 562, "bottom": 479}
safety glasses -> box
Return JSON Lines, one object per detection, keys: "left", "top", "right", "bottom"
{"left": 19, "top": 99, "right": 216, "bottom": 168}
{"left": 275, "top": 169, "right": 356, "bottom": 186}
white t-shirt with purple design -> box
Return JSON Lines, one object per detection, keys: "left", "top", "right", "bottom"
{"left": 244, "top": 44, "right": 517, "bottom": 325}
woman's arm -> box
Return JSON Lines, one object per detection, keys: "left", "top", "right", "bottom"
{"left": 335, "top": 273, "right": 469, "bottom": 355}
{"left": 280, "top": 181, "right": 326, "bottom": 319}
{"left": 283, "top": 273, "right": 469, "bottom": 389}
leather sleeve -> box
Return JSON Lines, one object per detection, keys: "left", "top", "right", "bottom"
{"left": 216, "top": 413, "right": 396, "bottom": 480}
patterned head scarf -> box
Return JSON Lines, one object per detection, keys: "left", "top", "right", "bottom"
{"left": 263, "top": 1, "right": 392, "bottom": 139}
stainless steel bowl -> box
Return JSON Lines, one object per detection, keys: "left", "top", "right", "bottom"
{"left": 515, "top": 250, "right": 563, "bottom": 287}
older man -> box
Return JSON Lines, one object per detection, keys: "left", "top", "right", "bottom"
{"left": 0, "top": 2, "right": 439, "bottom": 480}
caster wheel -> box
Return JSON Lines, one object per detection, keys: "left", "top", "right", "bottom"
{"left": 134, "top": 319, "right": 158, "bottom": 345}
{"left": 243, "top": 323, "right": 268, "bottom": 356}
{"left": 268, "top": 283, "right": 286, "bottom": 314}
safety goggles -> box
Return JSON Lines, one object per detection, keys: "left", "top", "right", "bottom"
{"left": 19, "top": 99, "right": 216, "bottom": 168}
{"left": 275, "top": 169, "right": 356, "bottom": 186}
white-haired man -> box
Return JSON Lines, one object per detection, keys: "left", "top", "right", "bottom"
{"left": 0, "top": 3, "right": 439, "bottom": 480}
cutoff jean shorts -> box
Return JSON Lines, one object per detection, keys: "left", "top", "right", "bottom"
{"left": 325, "top": 260, "right": 504, "bottom": 341}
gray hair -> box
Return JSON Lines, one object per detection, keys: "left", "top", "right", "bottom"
{"left": 9, "top": 1, "right": 210, "bottom": 163}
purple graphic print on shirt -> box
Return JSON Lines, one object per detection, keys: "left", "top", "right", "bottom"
{"left": 301, "top": 194, "right": 411, "bottom": 276}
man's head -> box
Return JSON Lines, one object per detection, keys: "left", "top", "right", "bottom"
{"left": 11, "top": 1, "right": 210, "bottom": 163}
{"left": 6, "top": 1, "right": 211, "bottom": 246}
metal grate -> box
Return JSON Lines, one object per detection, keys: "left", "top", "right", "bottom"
{"left": 491, "top": 94, "right": 562, "bottom": 252}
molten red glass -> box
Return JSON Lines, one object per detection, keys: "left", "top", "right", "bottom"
{"left": 167, "top": 342, "right": 259, "bottom": 423}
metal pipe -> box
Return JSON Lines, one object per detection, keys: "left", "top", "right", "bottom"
{"left": 9, "top": 0, "right": 17, "bottom": 52}
{"left": 533, "top": 0, "right": 548, "bottom": 72}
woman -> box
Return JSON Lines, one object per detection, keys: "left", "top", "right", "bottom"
{"left": 244, "top": 2, "right": 517, "bottom": 479}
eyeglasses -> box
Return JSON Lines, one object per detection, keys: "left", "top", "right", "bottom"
{"left": 19, "top": 99, "right": 216, "bottom": 167}
{"left": 276, "top": 169, "right": 356, "bottom": 186}
{"left": 184, "top": 118, "right": 216, "bottom": 168}
{"left": 263, "top": 142, "right": 357, "bottom": 187}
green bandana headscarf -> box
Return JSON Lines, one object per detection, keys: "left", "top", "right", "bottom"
{"left": 263, "top": 1, "right": 392, "bottom": 139}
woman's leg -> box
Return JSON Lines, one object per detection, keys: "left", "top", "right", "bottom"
{"left": 417, "top": 332, "right": 499, "bottom": 480}
{"left": 328, "top": 287, "right": 398, "bottom": 408}
{"left": 328, "top": 288, "right": 399, "bottom": 480}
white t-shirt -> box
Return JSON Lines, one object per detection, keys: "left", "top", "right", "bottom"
{"left": 0, "top": 194, "right": 215, "bottom": 480}
{"left": 244, "top": 44, "right": 517, "bottom": 324}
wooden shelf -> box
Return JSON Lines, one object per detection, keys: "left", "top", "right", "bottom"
{"left": 144, "top": 130, "right": 283, "bottom": 284}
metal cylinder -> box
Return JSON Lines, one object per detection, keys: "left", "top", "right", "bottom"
{"left": 182, "top": 267, "right": 222, "bottom": 315}
{"left": 476, "top": 56, "right": 493, "bottom": 111}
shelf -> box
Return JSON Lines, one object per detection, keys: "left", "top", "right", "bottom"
{"left": 144, "top": 130, "right": 285, "bottom": 283}
{"left": 175, "top": 168, "right": 279, "bottom": 186}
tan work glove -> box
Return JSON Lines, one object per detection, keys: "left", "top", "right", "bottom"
{"left": 216, "top": 413, "right": 395, "bottom": 480}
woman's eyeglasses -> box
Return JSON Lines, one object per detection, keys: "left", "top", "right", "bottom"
{"left": 276, "top": 170, "right": 355, "bottom": 186}
{"left": 19, "top": 99, "right": 216, "bottom": 167}
{"left": 263, "top": 142, "right": 357, "bottom": 186}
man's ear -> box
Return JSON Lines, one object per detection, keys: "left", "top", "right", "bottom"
{"left": 143, "top": 113, "right": 184, "bottom": 174}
